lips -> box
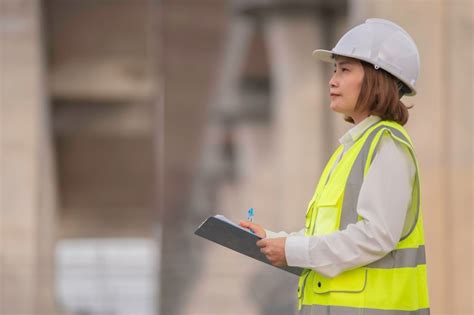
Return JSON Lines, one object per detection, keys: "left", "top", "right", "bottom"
{"left": 330, "top": 93, "right": 341, "bottom": 97}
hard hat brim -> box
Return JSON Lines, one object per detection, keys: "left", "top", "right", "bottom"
{"left": 312, "top": 49, "right": 335, "bottom": 63}
{"left": 312, "top": 49, "right": 372, "bottom": 65}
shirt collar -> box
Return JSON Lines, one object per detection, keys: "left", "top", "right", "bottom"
{"left": 339, "top": 115, "right": 382, "bottom": 146}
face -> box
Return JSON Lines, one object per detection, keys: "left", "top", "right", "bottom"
{"left": 329, "top": 56, "right": 366, "bottom": 122}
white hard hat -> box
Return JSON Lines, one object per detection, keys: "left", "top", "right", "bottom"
{"left": 313, "top": 18, "right": 420, "bottom": 96}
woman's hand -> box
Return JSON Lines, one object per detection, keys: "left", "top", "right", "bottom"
{"left": 256, "top": 238, "right": 287, "bottom": 267}
{"left": 239, "top": 221, "right": 266, "bottom": 238}
{"left": 239, "top": 221, "right": 287, "bottom": 267}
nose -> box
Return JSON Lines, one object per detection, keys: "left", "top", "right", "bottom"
{"left": 329, "top": 72, "right": 338, "bottom": 88}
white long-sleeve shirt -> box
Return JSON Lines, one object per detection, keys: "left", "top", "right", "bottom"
{"left": 265, "top": 116, "right": 416, "bottom": 278}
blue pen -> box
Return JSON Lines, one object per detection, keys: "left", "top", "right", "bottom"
{"left": 247, "top": 207, "right": 254, "bottom": 222}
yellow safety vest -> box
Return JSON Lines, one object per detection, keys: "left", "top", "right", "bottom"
{"left": 297, "top": 120, "right": 430, "bottom": 314}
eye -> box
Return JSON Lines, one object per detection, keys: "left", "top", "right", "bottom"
{"left": 342, "top": 67, "right": 349, "bottom": 72}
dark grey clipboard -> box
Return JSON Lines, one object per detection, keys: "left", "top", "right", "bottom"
{"left": 194, "top": 216, "right": 303, "bottom": 276}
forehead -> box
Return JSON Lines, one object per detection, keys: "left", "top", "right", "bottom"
{"left": 333, "top": 56, "right": 360, "bottom": 66}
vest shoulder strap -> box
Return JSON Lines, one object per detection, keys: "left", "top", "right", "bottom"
{"left": 340, "top": 121, "right": 419, "bottom": 233}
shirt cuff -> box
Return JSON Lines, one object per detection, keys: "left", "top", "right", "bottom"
{"left": 264, "top": 229, "right": 289, "bottom": 239}
{"left": 285, "top": 236, "right": 311, "bottom": 267}
{"left": 264, "top": 229, "right": 277, "bottom": 239}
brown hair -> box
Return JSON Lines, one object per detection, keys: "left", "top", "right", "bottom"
{"left": 345, "top": 60, "right": 412, "bottom": 125}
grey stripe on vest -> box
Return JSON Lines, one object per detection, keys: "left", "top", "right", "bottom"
{"left": 367, "top": 245, "right": 426, "bottom": 268}
{"left": 369, "top": 126, "right": 410, "bottom": 165}
{"left": 339, "top": 124, "right": 420, "bottom": 243}
{"left": 339, "top": 125, "right": 386, "bottom": 230}
{"left": 299, "top": 305, "right": 430, "bottom": 315}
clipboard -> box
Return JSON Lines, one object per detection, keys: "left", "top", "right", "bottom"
{"left": 194, "top": 215, "right": 303, "bottom": 276}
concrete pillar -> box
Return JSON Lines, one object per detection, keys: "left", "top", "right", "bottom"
{"left": 360, "top": 1, "right": 473, "bottom": 313}
{"left": 443, "top": 2, "right": 473, "bottom": 313}
{"left": 159, "top": 1, "right": 230, "bottom": 314}
{"left": 262, "top": 13, "right": 327, "bottom": 234}
{"left": 0, "top": 0, "right": 62, "bottom": 314}
{"left": 179, "top": 16, "right": 263, "bottom": 315}
{"left": 183, "top": 12, "right": 331, "bottom": 315}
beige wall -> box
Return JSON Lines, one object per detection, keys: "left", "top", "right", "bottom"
{"left": 362, "top": 2, "right": 473, "bottom": 314}
{"left": 0, "top": 0, "right": 61, "bottom": 314}
{"left": 1, "top": 0, "right": 160, "bottom": 314}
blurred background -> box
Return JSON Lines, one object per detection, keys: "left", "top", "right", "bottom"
{"left": 0, "top": 0, "right": 472, "bottom": 315}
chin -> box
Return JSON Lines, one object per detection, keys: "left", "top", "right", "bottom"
{"left": 329, "top": 103, "right": 342, "bottom": 113}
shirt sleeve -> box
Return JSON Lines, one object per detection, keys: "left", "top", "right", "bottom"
{"left": 285, "top": 134, "right": 416, "bottom": 278}
{"left": 264, "top": 228, "right": 305, "bottom": 239}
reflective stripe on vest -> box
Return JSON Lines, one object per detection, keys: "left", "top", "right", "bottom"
{"left": 340, "top": 124, "right": 418, "bottom": 231}
{"left": 298, "top": 121, "right": 429, "bottom": 313}
{"left": 339, "top": 124, "right": 387, "bottom": 230}
{"left": 367, "top": 245, "right": 426, "bottom": 268}
{"left": 300, "top": 305, "right": 430, "bottom": 315}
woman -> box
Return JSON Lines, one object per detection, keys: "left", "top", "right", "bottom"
{"left": 240, "top": 19, "right": 430, "bottom": 314}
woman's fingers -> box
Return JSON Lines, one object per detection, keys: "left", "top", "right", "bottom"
{"left": 260, "top": 247, "right": 271, "bottom": 256}
{"left": 239, "top": 221, "right": 250, "bottom": 228}
{"left": 258, "top": 240, "right": 271, "bottom": 257}
{"left": 258, "top": 242, "right": 281, "bottom": 265}
{"left": 256, "top": 238, "right": 287, "bottom": 267}
{"left": 261, "top": 249, "right": 277, "bottom": 264}
{"left": 239, "top": 221, "right": 255, "bottom": 233}
{"left": 239, "top": 221, "right": 266, "bottom": 238}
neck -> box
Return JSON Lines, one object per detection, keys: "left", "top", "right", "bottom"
{"left": 352, "top": 113, "right": 370, "bottom": 125}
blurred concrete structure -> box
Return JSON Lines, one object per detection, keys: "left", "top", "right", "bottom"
{"left": 159, "top": 1, "right": 230, "bottom": 314}
{"left": 44, "top": 0, "right": 158, "bottom": 239}
{"left": 1, "top": 1, "right": 60, "bottom": 314}
{"left": 2, "top": 0, "right": 159, "bottom": 314}
{"left": 0, "top": 0, "right": 472, "bottom": 315}
{"left": 160, "top": 0, "right": 350, "bottom": 312}
{"left": 46, "top": 1, "right": 160, "bottom": 314}
{"left": 165, "top": 0, "right": 473, "bottom": 315}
